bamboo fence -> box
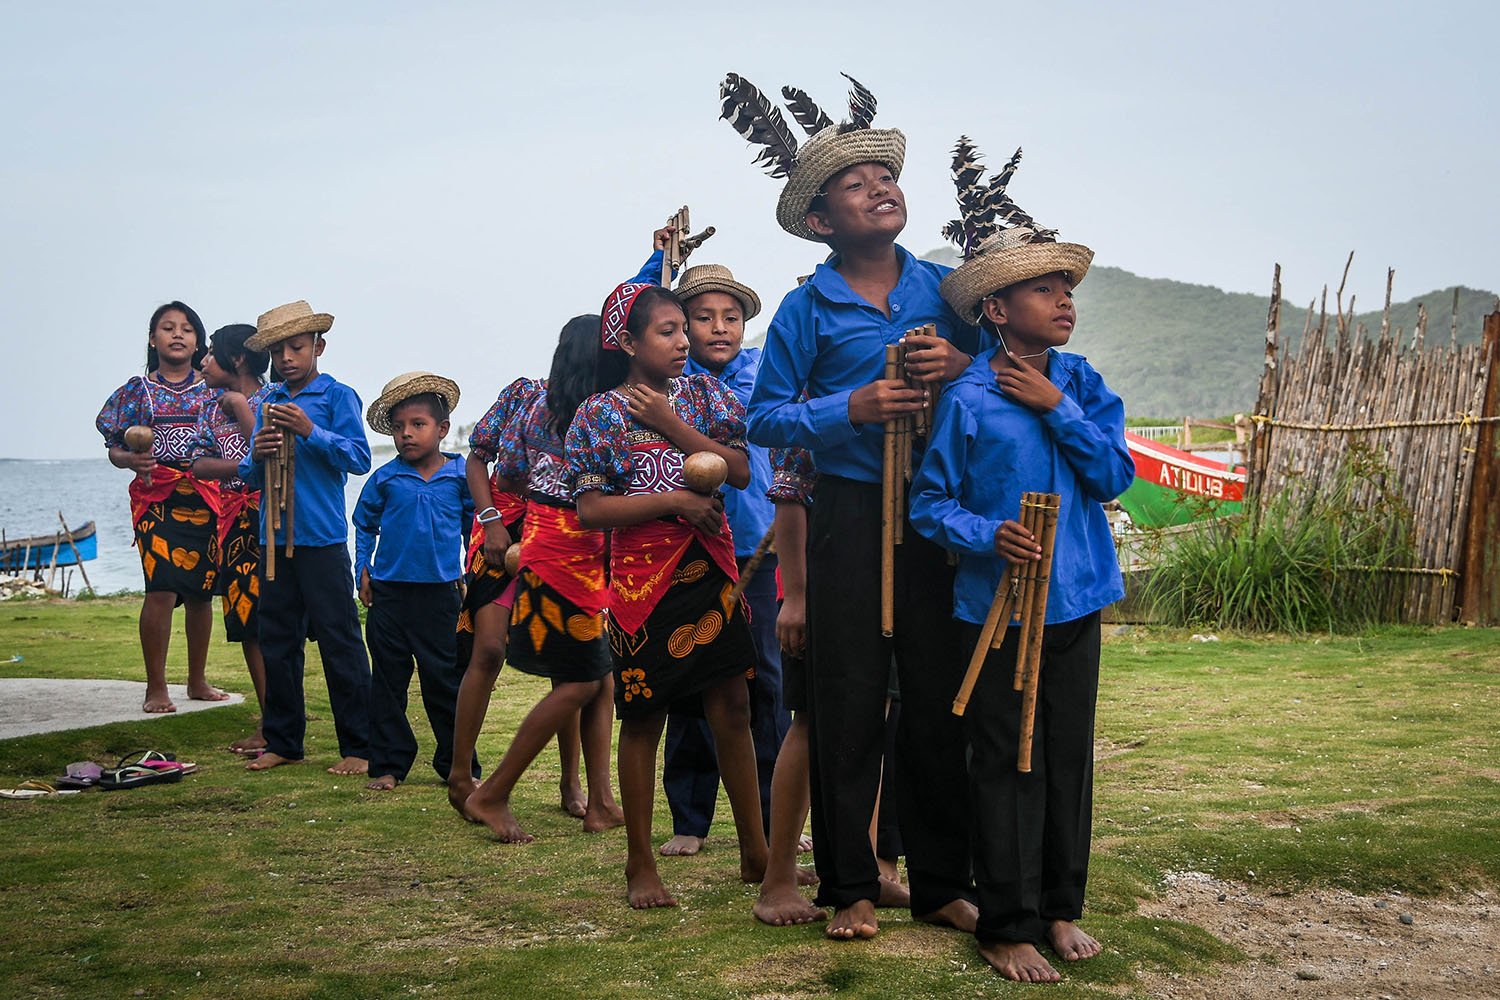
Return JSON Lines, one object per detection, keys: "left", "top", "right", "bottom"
{"left": 1247, "top": 258, "right": 1500, "bottom": 623}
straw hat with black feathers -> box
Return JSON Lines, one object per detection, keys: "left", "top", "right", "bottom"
{"left": 246, "top": 300, "right": 335, "bottom": 352}
{"left": 718, "top": 72, "right": 906, "bottom": 242}
{"left": 366, "top": 371, "right": 461, "bottom": 435}
{"left": 937, "top": 139, "right": 1094, "bottom": 326}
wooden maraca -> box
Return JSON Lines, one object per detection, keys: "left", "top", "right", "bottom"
{"left": 682, "top": 451, "right": 728, "bottom": 494}
{"left": 504, "top": 543, "right": 522, "bottom": 577}
{"left": 123, "top": 425, "right": 155, "bottom": 485}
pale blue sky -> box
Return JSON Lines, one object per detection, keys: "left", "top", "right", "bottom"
{"left": 3, "top": 0, "right": 1495, "bottom": 458}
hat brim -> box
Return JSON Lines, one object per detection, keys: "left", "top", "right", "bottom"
{"left": 676, "top": 277, "right": 762, "bottom": 321}
{"left": 245, "top": 313, "right": 335, "bottom": 352}
{"left": 366, "top": 375, "right": 461, "bottom": 435}
{"left": 776, "top": 128, "right": 907, "bottom": 242}
{"left": 940, "top": 243, "right": 1094, "bottom": 326}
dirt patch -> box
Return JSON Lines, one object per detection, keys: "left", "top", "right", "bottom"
{"left": 1136, "top": 871, "right": 1498, "bottom": 999}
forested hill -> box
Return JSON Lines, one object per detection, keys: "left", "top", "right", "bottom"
{"left": 919, "top": 247, "right": 1496, "bottom": 418}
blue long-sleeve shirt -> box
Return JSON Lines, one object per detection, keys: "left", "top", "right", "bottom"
{"left": 746, "top": 244, "right": 987, "bottom": 485}
{"left": 909, "top": 348, "right": 1134, "bottom": 626}
{"left": 353, "top": 453, "right": 471, "bottom": 583}
{"left": 686, "top": 348, "right": 774, "bottom": 557}
{"left": 237, "top": 372, "right": 372, "bottom": 548}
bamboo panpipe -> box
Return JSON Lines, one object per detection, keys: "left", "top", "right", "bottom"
{"left": 262, "top": 404, "right": 277, "bottom": 581}
{"left": 728, "top": 526, "right": 775, "bottom": 604}
{"left": 261, "top": 403, "right": 297, "bottom": 578}
{"left": 660, "top": 206, "right": 716, "bottom": 285}
{"left": 881, "top": 343, "right": 900, "bottom": 636}
{"left": 1016, "top": 495, "right": 1060, "bottom": 774}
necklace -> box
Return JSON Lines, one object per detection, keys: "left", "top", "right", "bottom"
{"left": 997, "top": 331, "right": 1049, "bottom": 360}
{"left": 153, "top": 369, "right": 197, "bottom": 390}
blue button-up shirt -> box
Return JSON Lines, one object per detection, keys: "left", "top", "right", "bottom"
{"left": 353, "top": 453, "right": 471, "bottom": 583}
{"left": 909, "top": 348, "right": 1134, "bottom": 626}
{"left": 686, "top": 348, "right": 774, "bottom": 557}
{"left": 746, "top": 244, "right": 986, "bottom": 485}
{"left": 237, "top": 373, "right": 372, "bottom": 548}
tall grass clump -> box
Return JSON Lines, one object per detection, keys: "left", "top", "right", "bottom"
{"left": 1142, "top": 446, "right": 1413, "bottom": 632}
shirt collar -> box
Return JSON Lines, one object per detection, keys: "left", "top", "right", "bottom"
{"left": 265, "top": 372, "right": 333, "bottom": 402}
{"left": 805, "top": 244, "right": 920, "bottom": 308}
{"left": 967, "top": 347, "right": 1081, "bottom": 395}
{"left": 385, "top": 452, "right": 464, "bottom": 480}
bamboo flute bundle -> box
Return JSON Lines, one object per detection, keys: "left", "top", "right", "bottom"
{"left": 660, "top": 205, "right": 716, "bottom": 284}
{"left": 881, "top": 343, "right": 900, "bottom": 637}
{"left": 262, "top": 404, "right": 278, "bottom": 581}
{"left": 1009, "top": 495, "right": 1046, "bottom": 690}
{"left": 283, "top": 428, "right": 296, "bottom": 559}
{"left": 1016, "top": 494, "right": 1061, "bottom": 774}
{"left": 951, "top": 491, "right": 1035, "bottom": 717}
{"left": 261, "top": 403, "right": 297, "bottom": 577}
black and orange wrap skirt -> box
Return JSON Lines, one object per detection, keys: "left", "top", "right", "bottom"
{"left": 455, "top": 490, "right": 527, "bottom": 670}
{"left": 507, "top": 502, "right": 612, "bottom": 683}
{"left": 215, "top": 488, "right": 261, "bottom": 642}
{"left": 129, "top": 468, "right": 221, "bottom": 603}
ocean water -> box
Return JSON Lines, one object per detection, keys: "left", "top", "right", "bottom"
{"left": 0, "top": 458, "right": 371, "bottom": 595}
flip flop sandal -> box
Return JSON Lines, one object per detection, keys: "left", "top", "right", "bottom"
{"left": 1, "top": 780, "right": 82, "bottom": 799}
{"left": 99, "top": 764, "right": 185, "bottom": 790}
{"left": 55, "top": 761, "right": 104, "bottom": 790}
{"left": 132, "top": 751, "right": 198, "bottom": 774}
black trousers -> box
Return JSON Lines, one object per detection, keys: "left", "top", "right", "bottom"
{"left": 806, "top": 475, "right": 974, "bottom": 913}
{"left": 663, "top": 554, "right": 788, "bottom": 837}
{"left": 960, "top": 611, "right": 1100, "bottom": 945}
{"left": 366, "top": 579, "right": 477, "bottom": 782}
{"left": 259, "top": 544, "right": 371, "bottom": 761}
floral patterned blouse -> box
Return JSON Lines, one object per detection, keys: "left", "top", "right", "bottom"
{"left": 469, "top": 377, "right": 543, "bottom": 464}
{"left": 187, "top": 383, "right": 273, "bottom": 492}
{"left": 767, "top": 446, "right": 816, "bottom": 506}
{"left": 565, "top": 375, "right": 746, "bottom": 497}
{"left": 494, "top": 386, "right": 575, "bottom": 503}
{"left": 96, "top": 373, "right": 219, "bottom": 467}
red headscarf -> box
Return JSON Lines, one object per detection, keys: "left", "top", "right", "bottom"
{"left": 601, "top": 282, "right": 652, "bottom": 351}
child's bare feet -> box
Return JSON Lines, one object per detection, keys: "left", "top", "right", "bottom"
{"left": 447, "top": 775, "right": 481, "bottom": 822}
{"left": 246, "top": 752, "right": 303, "bottom": 771}
{"left": 1046, "top": 920, "right": 1101, "bottom": 961}
{"left": 753, "top": 884, "right": 826, "bottom": 926}
{"left": 625, "top": 861, "right": 677, "bottom": 909}
{"left": 327, "top": 756, "right": 368, "bottom": 776}
{"left": 229, "top": 732, "right": 266, "bottom": 754}
{"left": 560, "top": 782, "right": 587, "bottom": 818}
{"left": 658, "top": 834, "right": 705, "bottom": 856}
{"left": 876, "top": 875, "right": 910, "bottom": 908}
{"left": 582, "top": 802, "right": 625, "bottom": 833}
{"left": 143, "top": 689, "right": 176, "bottom": 714}
{"left": 826, "top": 899, "right": 878, "bottom": 940}
{"left": 797, "top": 866, "right": 820, "bottom": 887}
{"left": 366, "top": 774, "right": 398, "bottom": 791}
{"left": 187, "top": 682, "right": 229, "bottom": 702}
{"left": 740, "top": 848, "right": 769, "bottom": 884}
{"left": 979, "top": 941, "right": 1060, "bottom": 983}
{"left": 797, "top": 833, "right": 813, "bottom": 854}
{"left": 916, "top": 898, "right": 979, "bottom": 933}
{"left": 466, "top": 792, "right": 534, "bottom": 843}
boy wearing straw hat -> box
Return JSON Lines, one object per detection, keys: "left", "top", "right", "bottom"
{"left": 909, "top": 140, "right": 1133, "bottom": 982}
{"left": 718, "top": 72, "right": 982, "bottom": 940}
{"left": 354, "top": 372, "right": 476, "bottom": 791}
{"left": 238, "top": 300, "right": 374, "bottom": 776}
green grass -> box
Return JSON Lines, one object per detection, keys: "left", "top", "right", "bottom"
{"left": 2, "top": 602, "right": 1497, "bottom": 998}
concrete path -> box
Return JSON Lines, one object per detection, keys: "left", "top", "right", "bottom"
{"left": 0, "top": 679, "right": 244, "bottom": 739}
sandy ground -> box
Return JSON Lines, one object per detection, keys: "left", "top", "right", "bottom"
{"left": 1136, "top": 871, "right": 1499, "bottom": 999}
{"left": 0, "top": 678, "right": 243, "bottom": 738}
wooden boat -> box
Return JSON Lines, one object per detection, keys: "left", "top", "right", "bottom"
{"left": 1118, "top": 433, "right": 1245, "bottom": 528}
{"left": 0, "top": 522, "right": 97, "bottom": 572}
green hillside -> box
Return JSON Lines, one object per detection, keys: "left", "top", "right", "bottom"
{"left": 920, "top": 247, "right": 1496, "bottom": 418}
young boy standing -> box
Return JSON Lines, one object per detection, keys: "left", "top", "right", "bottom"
{"left": 238, "top": 300, "right": 373, "bottom": 776}
{"left": 718, "top": 73, "right": 982, "bottom": 940}
{"left": 910, "top": 140, "right": 1134, "bottom": 982}
{"left": 354, "top": 372, "right": 475, "bottom": 791}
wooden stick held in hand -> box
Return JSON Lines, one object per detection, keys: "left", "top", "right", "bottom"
{"left": 728, "top": 526, "right": 775, "bottom": 605}
{"left": 1017, "top": 494, "right": 1061, "bottom": 773}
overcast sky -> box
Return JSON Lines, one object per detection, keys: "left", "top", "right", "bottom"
{"left": 3, "top": 0, "right": 1495, "bottom": 459}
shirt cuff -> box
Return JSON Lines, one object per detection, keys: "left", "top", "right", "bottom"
{"left": 808, "top": 390, "right": 859, "bottom": 446}
{"left": 1040, "top": 392, "right": 1085, "bottom": 432}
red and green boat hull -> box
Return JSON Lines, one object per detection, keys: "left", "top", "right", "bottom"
{"left": 1119, "top": 432, "right": 1245, "bottom": 528}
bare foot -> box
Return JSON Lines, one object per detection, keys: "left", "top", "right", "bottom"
{"left": 246, "top": 752, "right": 304, "bottom": 771}
{"left": 658, "top": 834, "right": 705, "bottom": 857}
{"left": 366, "top": 774, "right": 398, "bottom": 791}
{"left": 740, "top": 848, "right": 769, "bottom": 884}
{"left": 876, "top": 875, "right": 910, "bottom": 908}
{"left": 327, "top": 756, "right": 368, "bottom": 776}
{"left": 796, "top": 866, "right": 820, "bottom": 887}
{"left": 979, "top": 941, "right": 1060, "bottom": 983}
{"left": 625, "top": 861, "right": 677, "bottom": 909}
{"left": 229, "top": 732, "right": 266, "bottom": 754}
{"left": 797, "top": 833, "right": 813, "bottom": 854}
{"left": 916, "top": 898, "right": 979, "bottom": 933}
{"left": 143, "top": 690, "right": 176, "bottom": 714}
{"left": 582, "top": 802, "right": 625, "bottom": 833}
{"left": 826, "top": 899, "right": 878, "bottom": 940}
{"left": 447, "top": 775, "right": 481, "bottom": 823}
{"left": 560, "top": 783, "right": 587, "bottom": 818}
{"left": 1046, "top": 920, "right": 1101, "bottom": 961}
{"left": 753, "top": 884, "right": 827, "bottom": 926}
{"left": 466, "top": 792, "right": 534, "bottom": 844}
{"left": 187, "top": 683, "right": 230, "bottom": 702}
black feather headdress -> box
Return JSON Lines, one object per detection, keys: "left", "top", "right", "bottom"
{"left": 720, "top": 73, "right": 801, "bottom": 178}
{"left": 839, "top": 73, "right": 877, "bottom": 133}
{"left": 780, "top": 85, "right": 833, "bottom": 136}
{"left": 941, "top": 138, "right": 1058, "bottom": 260}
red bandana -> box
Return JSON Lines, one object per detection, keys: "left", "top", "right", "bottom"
{"left": 601, "top": 282, "right": 652, "bottom": 351}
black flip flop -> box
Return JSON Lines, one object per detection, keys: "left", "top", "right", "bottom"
{"left": 99, "top": 764, "right": 185, "bottom": 790}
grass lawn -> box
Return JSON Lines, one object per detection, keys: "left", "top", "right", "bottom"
{"left": 1, "top": 600, "right": 1497, "bottom": 998}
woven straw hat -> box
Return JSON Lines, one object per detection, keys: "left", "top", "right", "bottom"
{"left": 246, "top": 300, "right": 334, "bottom": 351}
{"left": 777, "top": 126, "right": 906, "bottom": 242}
{"left": 366, "top": 371, "right": 461, "bottom": 435}
{"left": 940, "top": 232, "right": 1094, "bottom": 326}
{"left": 675, "top": 263, "right": 762, "bottom": 320}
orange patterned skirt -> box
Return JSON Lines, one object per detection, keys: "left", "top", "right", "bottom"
{"left": 133, "top": 479, "right": 219, "bottom": 603}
